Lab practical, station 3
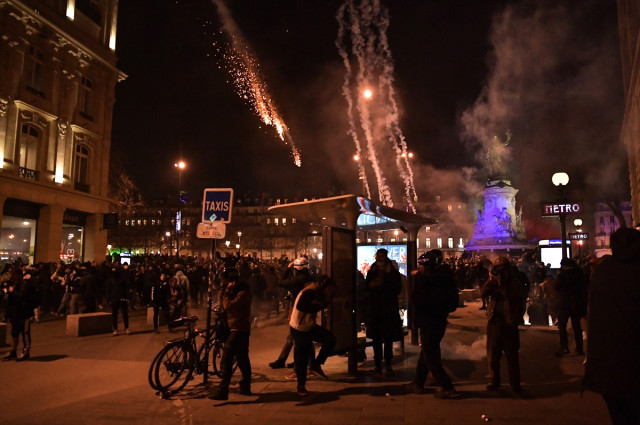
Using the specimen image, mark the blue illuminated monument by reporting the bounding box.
[465,135,531,254]
[465,178,531,254]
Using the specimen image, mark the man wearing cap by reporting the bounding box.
[480,256,525,392]
[365,248,402,375]
[406,251,458,398]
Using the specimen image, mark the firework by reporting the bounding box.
[336,0,417,212]
[212,0,301,167]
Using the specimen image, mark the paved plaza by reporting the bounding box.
[0,300,610,425]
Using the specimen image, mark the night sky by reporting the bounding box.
[111,0,627,234]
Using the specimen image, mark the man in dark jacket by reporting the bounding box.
[555,257,587,356]
[480,256,524,393]
[288,276,337,396]
[365,248,402,375]
[211,267,253,401]
[584,228,640,425]
[406,251,458,398]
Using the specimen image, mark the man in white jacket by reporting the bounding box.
[289,275,337,396]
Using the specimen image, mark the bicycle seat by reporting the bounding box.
[170,315,199,327]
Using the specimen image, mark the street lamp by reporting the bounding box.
[174,160,186,257]
[552,172,570,260]
[237,231,242,254]
[574,218,583,257]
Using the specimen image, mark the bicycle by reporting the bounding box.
[148,304,235,397]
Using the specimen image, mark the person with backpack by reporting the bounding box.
[405,250,459,398]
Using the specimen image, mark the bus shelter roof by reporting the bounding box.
[267,194,436,231]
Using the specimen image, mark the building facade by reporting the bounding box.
[0,0,124,266]
[617,0,640,227]
[592,201,633,257]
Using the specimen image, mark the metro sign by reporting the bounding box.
[569,232,589,240]
[541,202,582,216]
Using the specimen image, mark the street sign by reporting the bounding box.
[541,202,583,216]
[196,222,226,239]
[569,232,589,240]
[202,188,234,223]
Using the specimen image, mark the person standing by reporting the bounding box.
[480,256,525,393]
[365,248,402,375]
[151,272,172,333]
[554,258,587,356]
[2,268,37,361]
[288,276,337,396]
[211,268,253,401]
[583,228,640,425]
[107,266,130,336]
[406,251,458,398]
[52,264,73,317]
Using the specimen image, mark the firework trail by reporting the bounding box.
[336,0,417,212]
[211,0,301,167]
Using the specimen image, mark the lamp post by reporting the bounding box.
[174,160,186,258]
[237,231,242,255]
[552,172,570,260]
[574,218,583,258]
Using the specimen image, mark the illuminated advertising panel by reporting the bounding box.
[357,244,407,277]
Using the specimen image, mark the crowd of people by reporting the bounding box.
[1,231,638,424]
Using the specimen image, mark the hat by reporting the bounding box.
[219,267,240,281]
[560,258,576,267]
[418,251,437,265]
[293,257,309,270]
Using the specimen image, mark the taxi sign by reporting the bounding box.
[196,222,226,239]
[202,188,233,223]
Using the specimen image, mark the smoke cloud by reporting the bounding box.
[441,335,487,361]
[460,0,625,212]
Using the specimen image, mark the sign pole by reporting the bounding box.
[203,238,216,386]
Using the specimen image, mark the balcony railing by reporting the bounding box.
[18,167,39,181]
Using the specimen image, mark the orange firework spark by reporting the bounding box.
[213,30,301,167]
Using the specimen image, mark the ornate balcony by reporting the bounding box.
[18,167,39,181]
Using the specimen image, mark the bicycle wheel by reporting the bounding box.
[154,340,194,393]
[211,340,238,378]
[148,348,166,391]
[211,340,224,378]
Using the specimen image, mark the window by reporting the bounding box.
[282,218,287,225]
[447,204,452,212]
[25,46,45,96]
[74,144,89,186]
[78,76,93,118]
[426,238,431,248]
[76,0,102,24]
[437,238,442,248]
[19,124,39,170]
[275,218,279,225]
[448,238,453,249]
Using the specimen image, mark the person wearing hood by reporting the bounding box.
[583,227,640,425]
[365,248,402,375]
[211,267,253,401]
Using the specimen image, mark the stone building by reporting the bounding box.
[0,0,124,265]
[618,0,640,227]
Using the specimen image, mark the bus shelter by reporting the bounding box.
[268,194,436,374]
